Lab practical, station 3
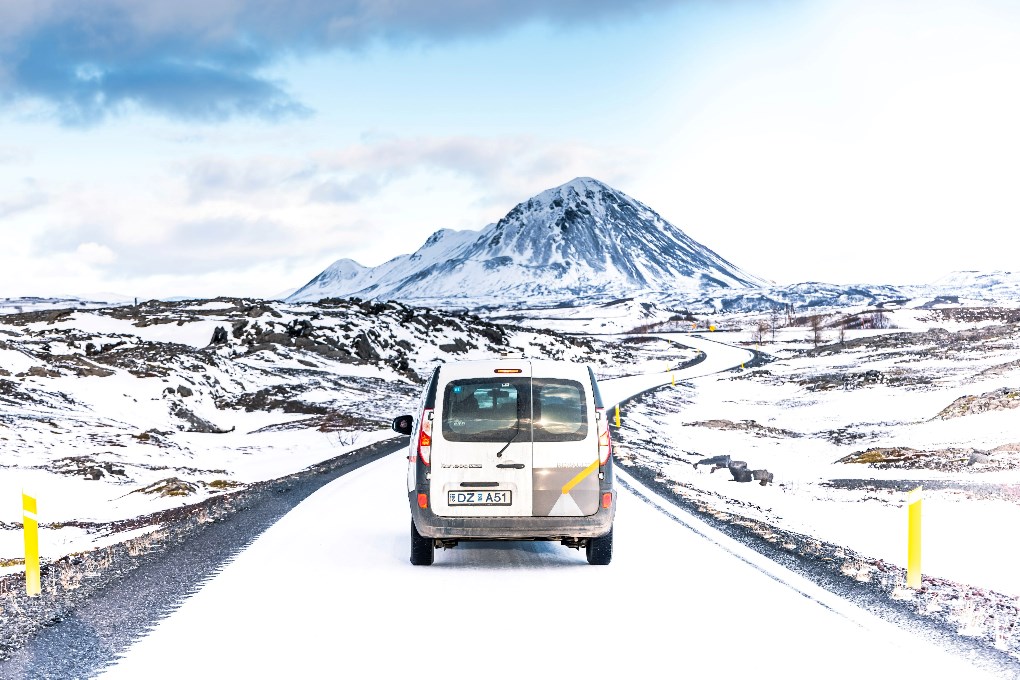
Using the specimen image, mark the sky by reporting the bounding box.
[1,0,1019,300]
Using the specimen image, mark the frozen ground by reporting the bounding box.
[2,297,1019,665]
[606,305,1020,657]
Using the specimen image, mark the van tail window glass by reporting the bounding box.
[533,379,587,442]
[442,378,531,442]
[441,378,587,443]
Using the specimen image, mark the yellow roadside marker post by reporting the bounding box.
[615,404,621,428]
[23,492,40,596]
[907,486,922,588]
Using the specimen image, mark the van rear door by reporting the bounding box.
[432,361,533,518]
[530,367,600,517]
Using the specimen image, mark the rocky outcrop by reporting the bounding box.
[694,454,772,485]
[134,477,201,497]
[935,387,1020,420]
[838,445,1020,472]
[694,454,731,471]
[52,456,127,481]
[168,401,234,433]
[352,331,381,362]
[686,419,800,438]
[799,369,886,391]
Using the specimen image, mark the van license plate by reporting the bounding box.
[448,490,512,506]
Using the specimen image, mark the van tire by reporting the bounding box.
[410,519,435,566]
[586,528,613,565]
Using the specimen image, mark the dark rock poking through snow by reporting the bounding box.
[693,455,772,486]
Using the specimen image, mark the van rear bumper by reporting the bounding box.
[410,491,615,540]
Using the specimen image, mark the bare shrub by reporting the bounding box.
[809,315,824,348]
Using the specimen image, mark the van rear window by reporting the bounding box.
[442,378,529,442]
[533,379,587,441]
[441,378,587,443]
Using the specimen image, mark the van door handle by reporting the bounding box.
[496,463,525,469]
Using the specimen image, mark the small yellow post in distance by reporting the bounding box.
[907,486,922,589]
[615,404,620,428]
[23,492,40,597]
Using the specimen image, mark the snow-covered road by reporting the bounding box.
[97,452,996,679]
[599,332,754,407]
[94,334,1003,678]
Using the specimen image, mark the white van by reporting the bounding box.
[392,358,616,565]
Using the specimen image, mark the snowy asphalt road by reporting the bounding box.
[597,332,754,407]
[2,335,1014,678]
[0,440,402,679]
[95,452,1004,679]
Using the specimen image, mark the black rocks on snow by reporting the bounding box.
[694,454,773,486]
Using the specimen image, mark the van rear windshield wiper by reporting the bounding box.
[494,416,521,458]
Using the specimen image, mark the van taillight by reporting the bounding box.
[602,492,613,509]
[597,408,612,465]
[417,409,433,466]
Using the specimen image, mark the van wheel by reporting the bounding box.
[586,528,613,565]
[410,520,434,566]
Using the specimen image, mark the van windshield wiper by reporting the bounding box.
[494,416,521,458]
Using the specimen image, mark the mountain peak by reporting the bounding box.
[524,176,616,211]
[553,176,610,193]
[289,178,768,306]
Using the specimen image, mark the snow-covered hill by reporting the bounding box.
[288,177,769,307]
[1,295,134,315]
[671,275,1020,316]
[685,281,909,313]
[905,270,1020,304]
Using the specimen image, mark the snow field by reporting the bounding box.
[619,324,1020,599]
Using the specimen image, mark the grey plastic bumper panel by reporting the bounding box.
[410,491,615,540]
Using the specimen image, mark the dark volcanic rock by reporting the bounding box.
[353,332,381,361]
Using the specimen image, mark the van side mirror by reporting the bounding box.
[392,415,414,436]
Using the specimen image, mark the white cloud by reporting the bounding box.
[310,135,646,212]
[74,242,117,266]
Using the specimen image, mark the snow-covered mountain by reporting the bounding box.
[1,295,134,315]
[288,177,769,307]
[688,281,910,313]
[910,270,1020,302]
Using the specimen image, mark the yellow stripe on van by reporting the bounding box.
[561,460,600,495]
